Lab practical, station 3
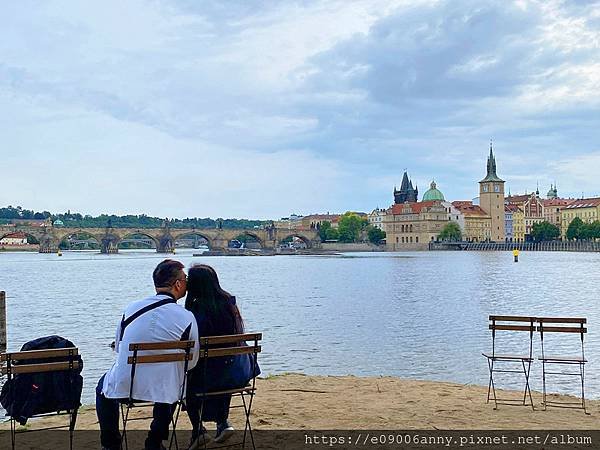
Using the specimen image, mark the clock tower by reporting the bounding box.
[479,143,505,242]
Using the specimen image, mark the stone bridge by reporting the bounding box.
[0,225,320,254]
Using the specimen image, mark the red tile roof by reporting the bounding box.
[505,194,531,204]
[563,198,600,209]
[391,201,438,215]
[2,232,27,239]
[542,198,576,207]
[452,201,490,217]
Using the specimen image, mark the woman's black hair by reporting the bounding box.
[184,264,244,334]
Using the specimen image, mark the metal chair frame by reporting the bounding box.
[189,332,262,450]
[537,317,588,414]
[121,340,195,450]
[0,347,81,450]
[482,315,535,410]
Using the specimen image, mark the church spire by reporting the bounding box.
[480,141,504,183]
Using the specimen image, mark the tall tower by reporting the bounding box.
[479,142,505,241]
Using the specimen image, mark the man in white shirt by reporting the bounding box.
[96,259,199,450]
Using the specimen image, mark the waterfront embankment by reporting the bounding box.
[430,241,600,252]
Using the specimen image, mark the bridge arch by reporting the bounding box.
[56,231,102,250]
[232,232,264,249]
[117,232,159,250]
[279,234,313,249]
[172,232,213,249]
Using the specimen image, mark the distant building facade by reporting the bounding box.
[302,214,340,230]
[385,201,450,250]
[505,204,519,242]
[368,208,387,232]
[0,232,28,246]
[561,198,600,238]
[506,192,544,240]
[543,198,575,230]
[452,201,491,242]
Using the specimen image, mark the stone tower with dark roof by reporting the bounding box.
[479,142,505,242]
[394,171,419,204]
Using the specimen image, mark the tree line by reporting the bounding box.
[318,212,386,244]
[0,205,267,229]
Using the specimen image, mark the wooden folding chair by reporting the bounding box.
[482,316,535,410]
[190,332,262,450]
[537,317,588,413]
[0,347,81,450]
[121,340,195,450]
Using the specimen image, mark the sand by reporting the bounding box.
[1,374,597,448]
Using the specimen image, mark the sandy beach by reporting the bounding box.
[1,374,598,449]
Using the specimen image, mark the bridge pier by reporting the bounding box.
[39,237,59,253]
[157,235,174,253]
[101,239,119,254]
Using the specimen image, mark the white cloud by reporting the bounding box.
[1,0,600,216]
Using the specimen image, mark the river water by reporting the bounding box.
[1,250,599,405]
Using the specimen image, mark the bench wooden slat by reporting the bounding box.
[538,317,586,324]
[0,348,78,361]
[489,316,535,322]
[200,345,261,358]
[537,326,587,333]
[200,333,262,345]
[482,353,533,361]
[129,340,194,351]
[1,360,81,375]
[489,325,535,332]
[194,386,255,397]
[127,353,193,364]
[539,355,587,362]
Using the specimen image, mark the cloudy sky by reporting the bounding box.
[1,0,599,219]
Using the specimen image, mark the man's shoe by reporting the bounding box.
[188,425,211,450]
[214,421,235,443]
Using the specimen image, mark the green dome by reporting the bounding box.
[422,180,445,201]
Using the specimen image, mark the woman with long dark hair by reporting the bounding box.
[184,264,244,446]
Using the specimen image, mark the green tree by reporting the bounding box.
[367,226,386,244]
[566,217,584,241]
[592,221,600,240]
[530,221,560,242]
[318,221,332,241]
[337,212,368,243]
[438,222,462,241]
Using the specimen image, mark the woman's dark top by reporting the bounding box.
[187,296,240,393]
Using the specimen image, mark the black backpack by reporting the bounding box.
[0,335,83,425]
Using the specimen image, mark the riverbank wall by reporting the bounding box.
[0,244,39,252]
[320,242,384,252]
[429,241,600,252]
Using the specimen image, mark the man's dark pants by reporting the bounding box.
[96,374,175,450]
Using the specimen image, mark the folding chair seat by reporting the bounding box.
[0,347,81,450]
[121,340,195,450]
[482,315,535,410]
[537,317,588,413]
[189,332,262,450]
